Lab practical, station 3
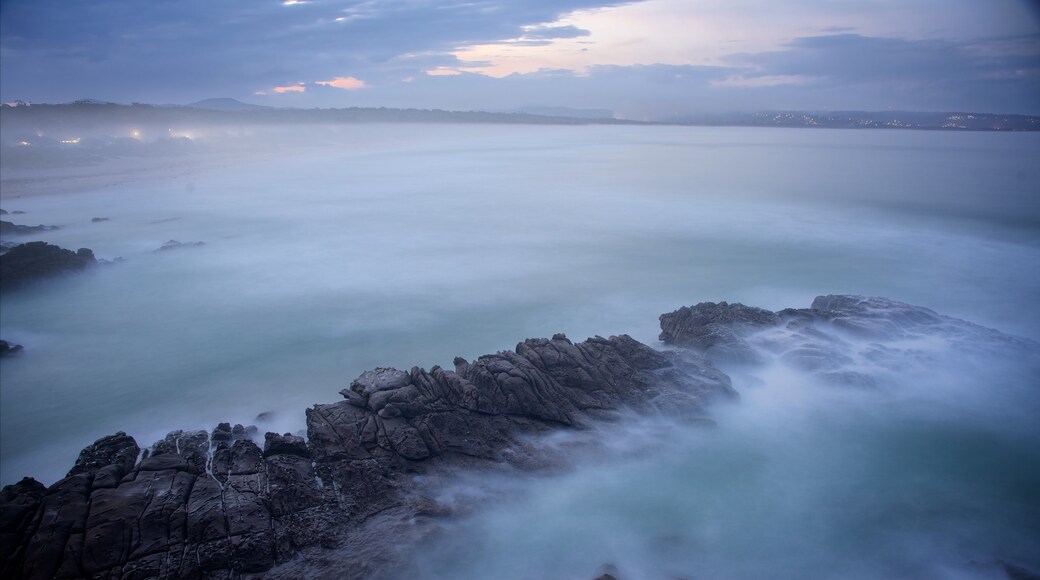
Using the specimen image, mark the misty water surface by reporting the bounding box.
[1,125,1038,578]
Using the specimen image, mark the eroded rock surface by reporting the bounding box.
[8,295,1028,578]
[662,294,1039,387]
[659,301,779,363]
[0,333,733,579]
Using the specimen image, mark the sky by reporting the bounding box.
[1,0,1038,119]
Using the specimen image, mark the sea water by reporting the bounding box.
[1,124,1038,577]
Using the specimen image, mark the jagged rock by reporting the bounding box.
[0,340,24,357]
[0,241,96,291]
[0,478,46,577]
[17,295,1014,578]
[66,432,139,482]
[659,301,779,363]
[0,331,735,578]
[264,432,309,458]
[231,423,254,440]
[799,294,945,338]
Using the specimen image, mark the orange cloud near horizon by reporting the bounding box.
[273,84,306,93]
[316,76,368,90]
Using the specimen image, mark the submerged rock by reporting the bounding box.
[155,239,205,252]
[0,242,96,291]
[0,340,24,357]
[0,221,58,237]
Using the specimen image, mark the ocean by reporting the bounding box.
[1,124,1038,578]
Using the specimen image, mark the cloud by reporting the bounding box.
[0,0,631,103]
[316,76,367,90]
[520,24,591,40]
[0,0,1037,115]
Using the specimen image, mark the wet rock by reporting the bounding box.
[0,478,46,577]
[264,432,310,458]
[5,296,1030,578]
[231,423,254,440]
[0,242,96,291]
[67,432,139,481]
[0,330,736,578]
[659,301,779,364]
[211,421,233,443]
[0,340,24,357]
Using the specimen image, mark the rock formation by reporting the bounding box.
[156,240,205,252]
[4,295,1034,579]
[0,221,59,237]
[659,301,778,363]
[0,333,734,579]
[0,340,24,357]
[0,242,96,292]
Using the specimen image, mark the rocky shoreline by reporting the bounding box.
[1,296,1036,579]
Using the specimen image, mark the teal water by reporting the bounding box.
[1,127,1038,578]
[400,331,1040,579]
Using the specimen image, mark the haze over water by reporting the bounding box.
[1,124,1039,577]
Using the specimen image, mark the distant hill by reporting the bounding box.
[0,103,638,135]
[69,99,118,106]
[2,102,1036,132]
[186,98,271,111]
[668,110,1040,131]
[511,106,615,120]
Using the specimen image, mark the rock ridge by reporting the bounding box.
[8,294,1023,578]
[0,332,734,579]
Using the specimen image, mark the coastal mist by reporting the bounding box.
[2,125,1039,578]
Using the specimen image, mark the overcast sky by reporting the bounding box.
[1,0,1038,119]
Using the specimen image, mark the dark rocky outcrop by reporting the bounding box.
[7,295,1025,578]
[662,295,1039,385]
[0,340,24,357]
[659,301,779,363]
[0,333,734,579]
[0,242,96,291]
[0,221,59,237]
